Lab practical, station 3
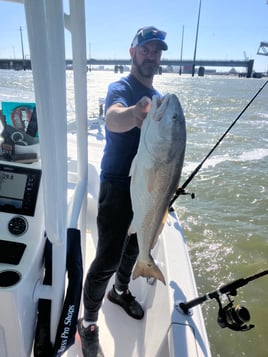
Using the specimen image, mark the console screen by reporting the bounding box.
[0,164,41,216]
[0,171,27,201]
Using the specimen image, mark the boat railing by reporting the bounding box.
[24,0,88,343]
[65,0,88,230]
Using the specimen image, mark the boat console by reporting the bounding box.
[0,161,45,357]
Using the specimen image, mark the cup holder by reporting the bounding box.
[0,270,21,287]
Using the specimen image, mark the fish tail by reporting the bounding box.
[132,257,166,285]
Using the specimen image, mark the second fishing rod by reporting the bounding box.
[169,79,268,209]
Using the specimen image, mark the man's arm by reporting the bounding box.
[105,96,151,133]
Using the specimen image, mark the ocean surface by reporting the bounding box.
[0,70,267,357]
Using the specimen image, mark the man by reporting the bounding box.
[78,26,168,356]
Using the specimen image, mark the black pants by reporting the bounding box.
[83,181,139,322]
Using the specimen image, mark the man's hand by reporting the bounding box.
[133,96,152,128]
[106,96,152,133]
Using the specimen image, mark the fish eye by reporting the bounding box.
[172,113,178,120]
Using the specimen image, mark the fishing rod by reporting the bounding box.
[169,79,268,209]
[177,269,268,332]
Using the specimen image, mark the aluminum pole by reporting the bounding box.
[192,0,202,77]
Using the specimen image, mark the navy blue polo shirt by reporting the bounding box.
[100,74,161,188]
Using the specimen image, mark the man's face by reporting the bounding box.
[131,42,162,78]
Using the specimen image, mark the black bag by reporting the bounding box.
[34,228,83,357]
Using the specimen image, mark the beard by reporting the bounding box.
[133,54,159,78]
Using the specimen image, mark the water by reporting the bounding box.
[0,70,267,356]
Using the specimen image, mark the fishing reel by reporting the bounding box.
[216,295,254,332]
[179,270,267,332]
[178,188,195,199]
[169,187,195,211]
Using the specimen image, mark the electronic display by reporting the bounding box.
[0,164,41,216]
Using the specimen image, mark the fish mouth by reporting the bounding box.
[153,94,170,121]
[143,94,175,163]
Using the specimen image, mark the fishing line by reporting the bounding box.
[169,79,268,209]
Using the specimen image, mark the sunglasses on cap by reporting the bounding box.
[131,27,168,50]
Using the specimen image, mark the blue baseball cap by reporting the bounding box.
[131,26,168,51]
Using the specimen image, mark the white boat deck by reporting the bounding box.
[63,126,211,357]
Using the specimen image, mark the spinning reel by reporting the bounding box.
[178,270,268,332]
[216,294,254,332]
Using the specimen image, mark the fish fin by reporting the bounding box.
[132,256,166,285]
[129,155,137,180]
[151,209,169,249]
[128,223,136,235]
[162,208,169,224]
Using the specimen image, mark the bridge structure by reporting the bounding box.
[86,58,254,77]
[0,58,254,77]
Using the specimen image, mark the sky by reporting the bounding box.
[0,0,267,72]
